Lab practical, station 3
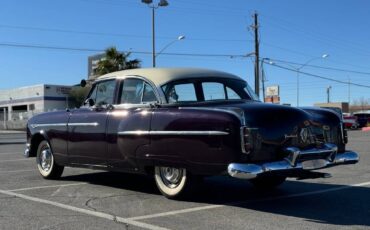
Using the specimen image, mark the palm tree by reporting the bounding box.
[95,47,140,76]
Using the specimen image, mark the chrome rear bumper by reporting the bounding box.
[228,144,359,179]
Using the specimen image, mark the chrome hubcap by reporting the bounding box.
[39,148,52,172]
[159,167,183,188]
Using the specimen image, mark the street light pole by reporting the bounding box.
[327,85,332,103]
[296,54,329,107]
[156,35,185,58]
[151,6,156,67]
[260,58,270,102]
[142,0,169,68]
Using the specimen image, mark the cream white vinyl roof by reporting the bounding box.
[96,68,243,87]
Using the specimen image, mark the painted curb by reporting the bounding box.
[362,127,370,132]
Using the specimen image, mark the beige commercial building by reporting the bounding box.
[0,84,72,129]
[314,102,349,113]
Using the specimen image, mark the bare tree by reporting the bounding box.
[351,97,370,112]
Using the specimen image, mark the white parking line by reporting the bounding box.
[128,205,223,221]
[0,189,170,230]
[7,182,88,192]
[0,152,21,155]
[0,169,34,173]
[0,159,30,162]
[128,180,370,221]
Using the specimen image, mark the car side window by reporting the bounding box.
[202,82,226,100]
[226,86,241,99]
[119,79,158,104]
[166,83,197,103]
[88,80,116,106]
[142,82,157,103]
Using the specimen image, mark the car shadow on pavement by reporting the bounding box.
[60,171,370,227]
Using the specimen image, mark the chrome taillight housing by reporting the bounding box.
[340,122,348,144]
[240,126,252,154]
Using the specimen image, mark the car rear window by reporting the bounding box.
[161,78,258,104]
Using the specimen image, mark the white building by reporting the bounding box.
[88,53,105,79]
[0,84,72,129]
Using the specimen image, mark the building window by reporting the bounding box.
[29,104,35,111]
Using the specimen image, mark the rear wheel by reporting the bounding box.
[36,140,64,179]
[154,166,193,199]
[249,175,286,190]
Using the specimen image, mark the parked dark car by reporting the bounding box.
[343,113,359,129]
[24,68,359,198]
[354,112,370,128]
[320,107,343,117]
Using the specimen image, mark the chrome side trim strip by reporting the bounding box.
[118,130,229,136]
[68,122,99,127]
[30,122,99,129]
[150,131,229,135]
[118,130,150,135]
[30,123,67,128]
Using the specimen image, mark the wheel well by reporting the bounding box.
[30,134,45,157]
[144,166,154,175]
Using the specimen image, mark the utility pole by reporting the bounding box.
[151,7,156,67]
[252,12,260,97]
[327,86,332,103]
[348,77,351,105]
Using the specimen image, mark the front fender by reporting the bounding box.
[28,129,50,157]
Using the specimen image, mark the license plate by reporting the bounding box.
[302,159,328,170]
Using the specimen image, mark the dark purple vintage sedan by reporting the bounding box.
[25,68,359,198]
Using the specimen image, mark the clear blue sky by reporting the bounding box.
[0,0,369,106]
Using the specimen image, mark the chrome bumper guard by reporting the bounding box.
[228,144,359,179]
[24,143,30,158]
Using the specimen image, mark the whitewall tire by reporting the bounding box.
[154,166,189,198]
[36,140,64,179]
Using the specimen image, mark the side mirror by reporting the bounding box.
[84,98,95,107]
[80,79,87,88]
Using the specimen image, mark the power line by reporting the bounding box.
[264,61,370,88]
[0,24,154,39]
[0,24,253,43]
[260,14,370,57]
[0,42,103,52]
[265,58,370,76]
[0,42,251,58]
[74,0,248,19]
[1,41,369,79]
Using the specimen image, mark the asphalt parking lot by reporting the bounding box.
[0,130,369,230]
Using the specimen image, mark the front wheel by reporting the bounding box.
[36,140,64,179]
[154,166,193,199]
[249,175,286,190]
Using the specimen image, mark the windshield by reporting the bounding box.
[161,78,259,104]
